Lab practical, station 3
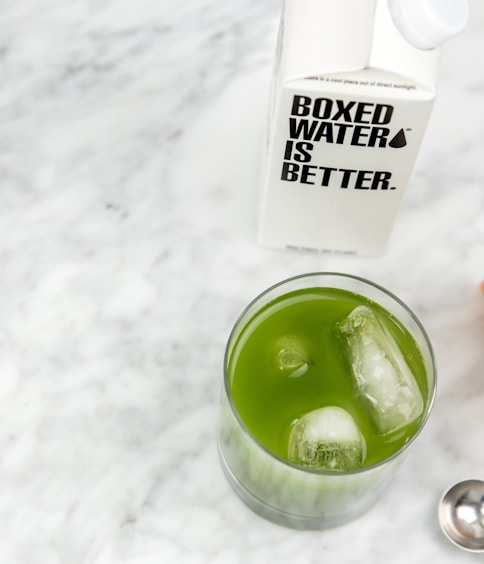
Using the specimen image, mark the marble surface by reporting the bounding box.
[1,1,483,562]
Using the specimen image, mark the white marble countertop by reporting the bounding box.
[1,1,483,562]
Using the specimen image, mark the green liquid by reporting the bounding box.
[228,287,428,468]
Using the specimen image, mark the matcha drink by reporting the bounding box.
[219,273,435,529]
[228,287,427,471]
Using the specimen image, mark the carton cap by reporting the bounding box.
[388,0,468,50]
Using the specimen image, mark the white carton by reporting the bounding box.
[258,0,467,255]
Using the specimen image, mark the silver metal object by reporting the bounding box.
[439,479,484,552]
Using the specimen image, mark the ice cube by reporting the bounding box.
[288,406,365,471]
[338,305,424,435]
[274,335,309,378]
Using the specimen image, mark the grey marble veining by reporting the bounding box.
[0,1,483,562]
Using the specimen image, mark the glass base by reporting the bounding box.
[218,443,373,530]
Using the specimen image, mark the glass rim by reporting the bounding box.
[223,271,437,476]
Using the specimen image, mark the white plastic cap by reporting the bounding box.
[388,0,468,50]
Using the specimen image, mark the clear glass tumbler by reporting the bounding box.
[218,272,436,529]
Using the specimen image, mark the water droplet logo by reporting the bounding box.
[389,129,407,148]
